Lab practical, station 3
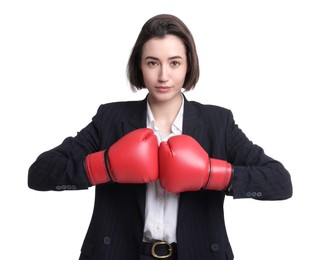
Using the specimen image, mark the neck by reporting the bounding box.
[148,93,183,128]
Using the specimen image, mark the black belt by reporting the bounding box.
[141,241,177,259]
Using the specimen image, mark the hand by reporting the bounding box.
[85,128,158,185]
[159,135,232,193]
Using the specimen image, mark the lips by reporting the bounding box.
[156,86,172,92]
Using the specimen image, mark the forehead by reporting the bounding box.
[142,35,186,58]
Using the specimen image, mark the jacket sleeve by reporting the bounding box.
[225,110,293,200]
[28,109,102,191]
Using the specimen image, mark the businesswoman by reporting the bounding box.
[28,14,293,260]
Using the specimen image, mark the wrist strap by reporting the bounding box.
[205,158,232,190]
[85,150,110,185]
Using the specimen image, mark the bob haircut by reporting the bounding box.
[127,14,200,92]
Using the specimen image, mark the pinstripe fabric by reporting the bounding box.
[28,95,292,260]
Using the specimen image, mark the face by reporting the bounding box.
[140,35,188,104]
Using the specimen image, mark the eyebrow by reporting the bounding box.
[144,56,183,60]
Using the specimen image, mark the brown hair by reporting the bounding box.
[127,14,200,92]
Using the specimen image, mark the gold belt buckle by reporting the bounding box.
[151,241,173,259]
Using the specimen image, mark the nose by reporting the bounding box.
[158,65,169,82]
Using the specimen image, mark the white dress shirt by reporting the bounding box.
[143,97,184,243]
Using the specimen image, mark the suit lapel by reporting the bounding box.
[118,96,148,218]
[179,95,204,223]
[182,95,202,140]
[121,97,148,135]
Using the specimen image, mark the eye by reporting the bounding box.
[171,60,180,67]
[147,61,158,67]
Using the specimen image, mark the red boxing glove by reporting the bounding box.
[85,128,158,185]
[159,135,232,193]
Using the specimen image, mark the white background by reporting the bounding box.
[1,1,319,259]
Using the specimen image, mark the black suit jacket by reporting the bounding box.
[28,95,292,260]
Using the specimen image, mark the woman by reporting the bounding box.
[28,14,293,260]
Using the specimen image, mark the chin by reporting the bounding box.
[154,92,181,103]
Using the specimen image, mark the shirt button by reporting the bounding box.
[156,225,161,231]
